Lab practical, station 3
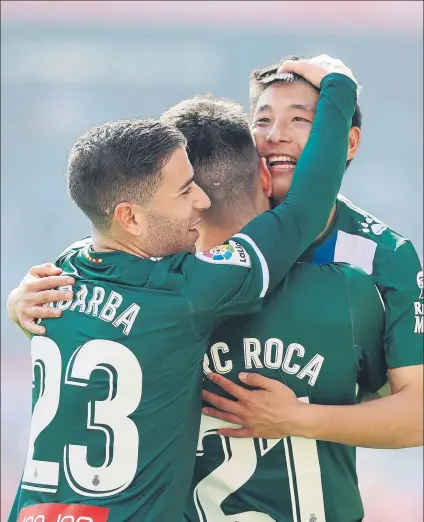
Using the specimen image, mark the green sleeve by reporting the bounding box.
[236,73,357,292]
[180,74,357,335]
[376,241,423,368]
[346,265,388,394]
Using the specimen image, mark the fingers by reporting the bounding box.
[278,59,307,76]
[202,389,244,416]
[24,305,63,320]
[24,276,75,294]
[277,55,357,89]
[18,304,64,335]
[28,288,73,306]
[239,372,280,390]
[29,263,62,278]
[202,407,242,426]
[21,318,47,336]
[217,427,253,438]
[206,372,250,400]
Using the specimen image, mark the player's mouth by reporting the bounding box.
[189,219,201,234]
[266,154,298,174]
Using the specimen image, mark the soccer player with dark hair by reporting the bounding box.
[162,92,388,522]
[190,56,422,520]
[7,60,358,522]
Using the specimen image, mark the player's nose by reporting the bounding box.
[266,123,292,144]
[193,183,211,211]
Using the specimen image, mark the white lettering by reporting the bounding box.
[85,286,106,316]
[264,338,284,369]
[282,343,304,374]
[415,315,423,334]
[70,285,88,313]
[203,353,211,374]
[297,354,324,386]
[113,303,140,335]
[414,302,424,315]
[243,338,263,369]
[210,342,233,374]
[56,285,73,311]
[99,291,123,322]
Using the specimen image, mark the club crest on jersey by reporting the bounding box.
[414,271,423,334]
[360,216,387,236]
[196,240,251,267]
[418,271,423,299]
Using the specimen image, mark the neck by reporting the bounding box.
[197,192,270,251]
[314,203,337,243]
[92,231,151,259]
[196,209,260,251]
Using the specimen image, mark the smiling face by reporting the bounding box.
[251,81,319,202]
[143,147,212,255]
[251,79,360,204]
[114,146,212,256]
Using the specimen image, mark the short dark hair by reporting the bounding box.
[161,94,258,224]
[249,56,362,170]
[67,119,186,231]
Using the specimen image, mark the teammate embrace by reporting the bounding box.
[7,56,423,522]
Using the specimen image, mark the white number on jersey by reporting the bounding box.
[22,336,143,497]
[194,401,325,522]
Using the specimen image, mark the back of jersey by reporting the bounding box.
[15,247,206,522]
[186,262,386,522]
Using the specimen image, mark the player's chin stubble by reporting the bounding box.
[147,213,195,256]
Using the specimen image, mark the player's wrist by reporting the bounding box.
[290,401,320,438]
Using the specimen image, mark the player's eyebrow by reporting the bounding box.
[289,103,316,113]
[255,103,315,116]
[255,104,272,115]
[179,175,194,191]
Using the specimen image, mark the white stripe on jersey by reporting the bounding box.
[233,233,269,298]
[334,230,377,275]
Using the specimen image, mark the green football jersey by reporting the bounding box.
[299,194,423,368]
[185,263,386,522]
[11,73,357,522]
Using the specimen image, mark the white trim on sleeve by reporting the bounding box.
[233,233,269,297]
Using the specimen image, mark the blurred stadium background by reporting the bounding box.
[1,1,422,521]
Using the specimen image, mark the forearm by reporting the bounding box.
[283,73,357,247]
[295,388,423,448]
[237,74,357,292]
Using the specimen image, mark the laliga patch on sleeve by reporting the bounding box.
[18,503,110,522]
[195,240,251,267]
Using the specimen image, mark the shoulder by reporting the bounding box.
[337,195,410,253]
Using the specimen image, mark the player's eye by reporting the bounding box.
[254,117,271,125]
[292,116,311,123]
[181,186,193,197]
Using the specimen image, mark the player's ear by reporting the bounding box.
[258,158,272,198]
[347,126,361,162]
[114,202,146,236]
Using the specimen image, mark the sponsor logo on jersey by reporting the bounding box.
[195,240,251,267]
[204,244,235,261]
[360,216,387,236]
[18,503,109,522]
[414,270,423,333]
